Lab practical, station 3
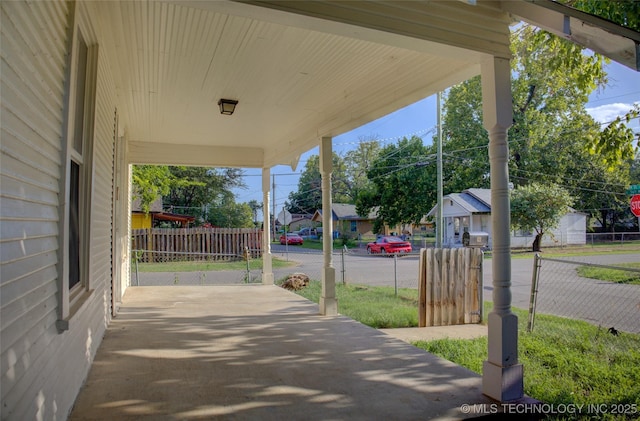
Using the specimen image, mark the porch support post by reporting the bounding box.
[261,167,274,285]
[481,56,524,401]
[319,137,337,315]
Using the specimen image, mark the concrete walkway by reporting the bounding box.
[381,324,488,343]
[70,285,495,420]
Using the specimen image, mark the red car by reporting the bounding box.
[280,233,304,245]
[367,236,412,255]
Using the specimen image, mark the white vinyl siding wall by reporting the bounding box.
[1,2,118,419]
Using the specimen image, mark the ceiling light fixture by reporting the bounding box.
[218,98,238,115]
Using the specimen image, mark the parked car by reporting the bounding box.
[366,236,412,255]
[280,233,304,245]
[297,227,317,237]
[316,227,339,239]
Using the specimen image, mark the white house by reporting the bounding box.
[1,1,636,418]
[427,188,587,248]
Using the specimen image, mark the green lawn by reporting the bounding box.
[283,280,420,328]
[576,262,640,285]
[135,256,293,272]
[416,304,640,420]
[503,242,640,259]
[286,282,640,419]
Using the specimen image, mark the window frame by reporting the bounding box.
[57,3,98,331]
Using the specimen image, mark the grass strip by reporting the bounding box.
[135,257,293,272]
[576,262,640,285]
[283,279,419,328]
[415,303,640,419]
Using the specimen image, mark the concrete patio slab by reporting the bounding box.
[380,324,488,343]
[69,285,495,420]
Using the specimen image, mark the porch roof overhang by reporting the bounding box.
[101,0,512,170]
[503,0,640,71]
[98,0,638,171]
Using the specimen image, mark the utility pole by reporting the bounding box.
[272,174,276,241]
[436,91,444,248]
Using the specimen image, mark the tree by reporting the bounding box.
[247,200,263,226]
[439,24,633,230]
[356,136,437,233]
[440,24,609,188]
[132,165,249,227]
[131,165,173,213]
[205,191,255,228]
[561,0,640,31]
[586,104,640,170]
[510,183,574,252]
[550,0,640,163]
[287,153,351,214]
[439,76,490,193]
[164,166,245,221]
[343,138,382,199]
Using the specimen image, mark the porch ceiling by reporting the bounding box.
[97,0,512,169]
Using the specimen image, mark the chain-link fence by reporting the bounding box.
[271,246,421,290]
[131,249,263,286]
[131,246,422,291]
[528,254,640,334]
[586,232,640,246]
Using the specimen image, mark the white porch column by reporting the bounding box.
[261,167,274,285]
[481,56,524,401]
[320,137,337,315]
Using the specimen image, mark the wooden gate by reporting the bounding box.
[418,248,483,327]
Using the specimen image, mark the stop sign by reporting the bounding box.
[631,195,640,217]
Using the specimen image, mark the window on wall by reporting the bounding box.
[350,221,357,232]
[69,161,81,290]
[59,22,97,328]
[68,32,90,292]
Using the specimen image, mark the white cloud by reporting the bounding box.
[586,102,637,125]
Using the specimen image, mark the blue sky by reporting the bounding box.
[233,60,640,219]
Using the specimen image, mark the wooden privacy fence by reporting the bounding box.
[418,248,483,327]
[131,228,262,262]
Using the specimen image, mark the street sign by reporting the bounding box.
[277,209,292,225]
[631,195,640,217]
[626,184,640,195]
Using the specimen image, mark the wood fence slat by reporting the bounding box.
[418,249,427,327]
[450,248,459,325]
[130,227,263,262]
[432,249,442,326]
[440,248,449,325]
[426,249,434,326]
[448,248,456,324]
[470,248,482,323]
[419,247,483,327]
[461,248,471,324]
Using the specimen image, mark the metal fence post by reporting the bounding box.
[527,253,542,332]
[394,253,398,297]
[245,247,251,283]
[341,246,346,285]
[134,250,140,286]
